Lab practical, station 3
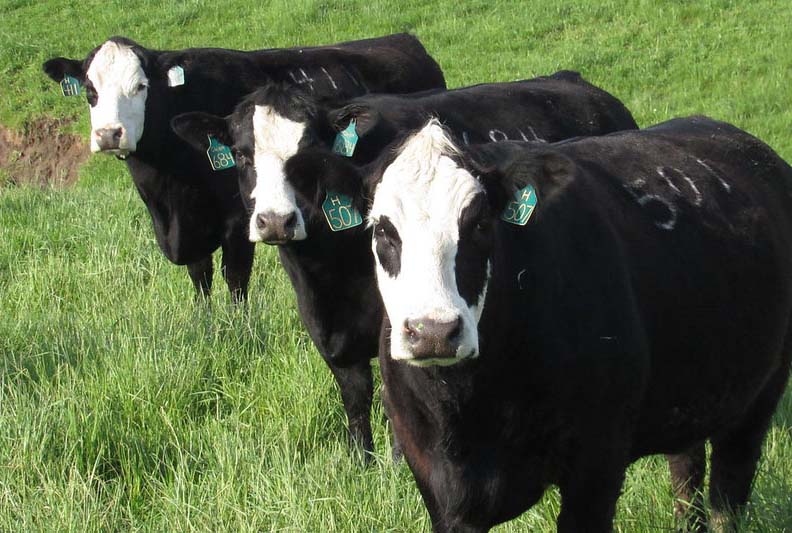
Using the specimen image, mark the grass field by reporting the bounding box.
[1,0,791,531]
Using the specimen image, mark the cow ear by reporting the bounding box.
[171,112,231,151]
[42,57,83,83]
[285,150,368,214]
[328,103,381,138]
[476,148,576,216]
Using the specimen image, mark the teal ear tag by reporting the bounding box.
[60,75,81,97]
[332,120,358,157]
[322,191,363,231]
[206,136,235,171]
[501,184,537,225]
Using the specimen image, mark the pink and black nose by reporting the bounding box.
[94,127,124,151]
[403,317,462,360]
[255,211,297,244]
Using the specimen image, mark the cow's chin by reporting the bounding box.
[390,346,480,367]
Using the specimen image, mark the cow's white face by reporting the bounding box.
[370,121,492,366]
[85,41,148,155]
[247,105,308,243]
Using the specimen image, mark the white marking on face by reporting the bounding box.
[370,121,486,363]
[85,41,148,154]
[248,105,308,242]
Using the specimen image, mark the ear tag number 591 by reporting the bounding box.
[501,184,537,225]
[60,75,81,97]
[206,136,235,171]
[323,191,363,231]
[332,120,358,157]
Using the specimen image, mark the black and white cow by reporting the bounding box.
[171,73,638,456]
[361,117,792,531]
[42,34,445,301]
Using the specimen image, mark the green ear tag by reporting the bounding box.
[501,184,537,225]
[332,120,358,157]
[322,191,363,231]
[60,75,81,97]
[206,136,235,171]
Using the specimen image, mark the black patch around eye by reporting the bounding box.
[84,83,98,107]
[455,196,493,307]
[374,216,402,278]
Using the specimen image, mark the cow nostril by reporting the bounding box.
[448,317,462,341]
[256,213,268,230]
[112,128,123,141]
[403,319,418,342]
[284,212,297,230]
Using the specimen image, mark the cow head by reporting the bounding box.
[368,120,574,366]
[172,85,334,244]
[43,37,159,156]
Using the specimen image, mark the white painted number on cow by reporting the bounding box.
[489,129,509,143]
[289,68,315,92]
[320,67,338,90]
[696,158,732,192]
[623,178,678,231]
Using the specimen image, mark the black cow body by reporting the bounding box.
[43,33,445,301]
[217,73,636,456]
[377,117,792,531]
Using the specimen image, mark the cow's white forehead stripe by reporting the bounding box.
[249,105,307,241]
[86,41,146,94]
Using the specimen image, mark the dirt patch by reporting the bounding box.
[0,117,90,187]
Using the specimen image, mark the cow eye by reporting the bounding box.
[135,83,147,94]
[233,150,247,167]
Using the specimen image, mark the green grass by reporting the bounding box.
[1,0,791,531]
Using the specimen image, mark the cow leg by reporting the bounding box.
[666,442,706,532]
[220,237,255,304]
[186,256,213,300]
[708,366,789,532]
[557,439,628,533]
[328,359,374,461]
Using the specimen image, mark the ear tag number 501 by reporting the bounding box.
[501,184,537,225]
[60,75,81,97]
[332,120,358,157]
[323,191,363,231]
[206,136,235,171]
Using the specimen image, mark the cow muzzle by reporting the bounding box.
[255,211,298,244]
[402,316,464,363]
[92,126,131,155]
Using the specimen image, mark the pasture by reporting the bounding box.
[1,0,791,530]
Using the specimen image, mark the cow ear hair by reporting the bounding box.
[502,150,576,207]
[171,112,231,152]
[327,103,381,137]
[472,147,576,215]
[42,57,84,83]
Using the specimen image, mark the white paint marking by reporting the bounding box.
[320,67,338,90]
[696,158,731,192]
[488,129,509,143]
